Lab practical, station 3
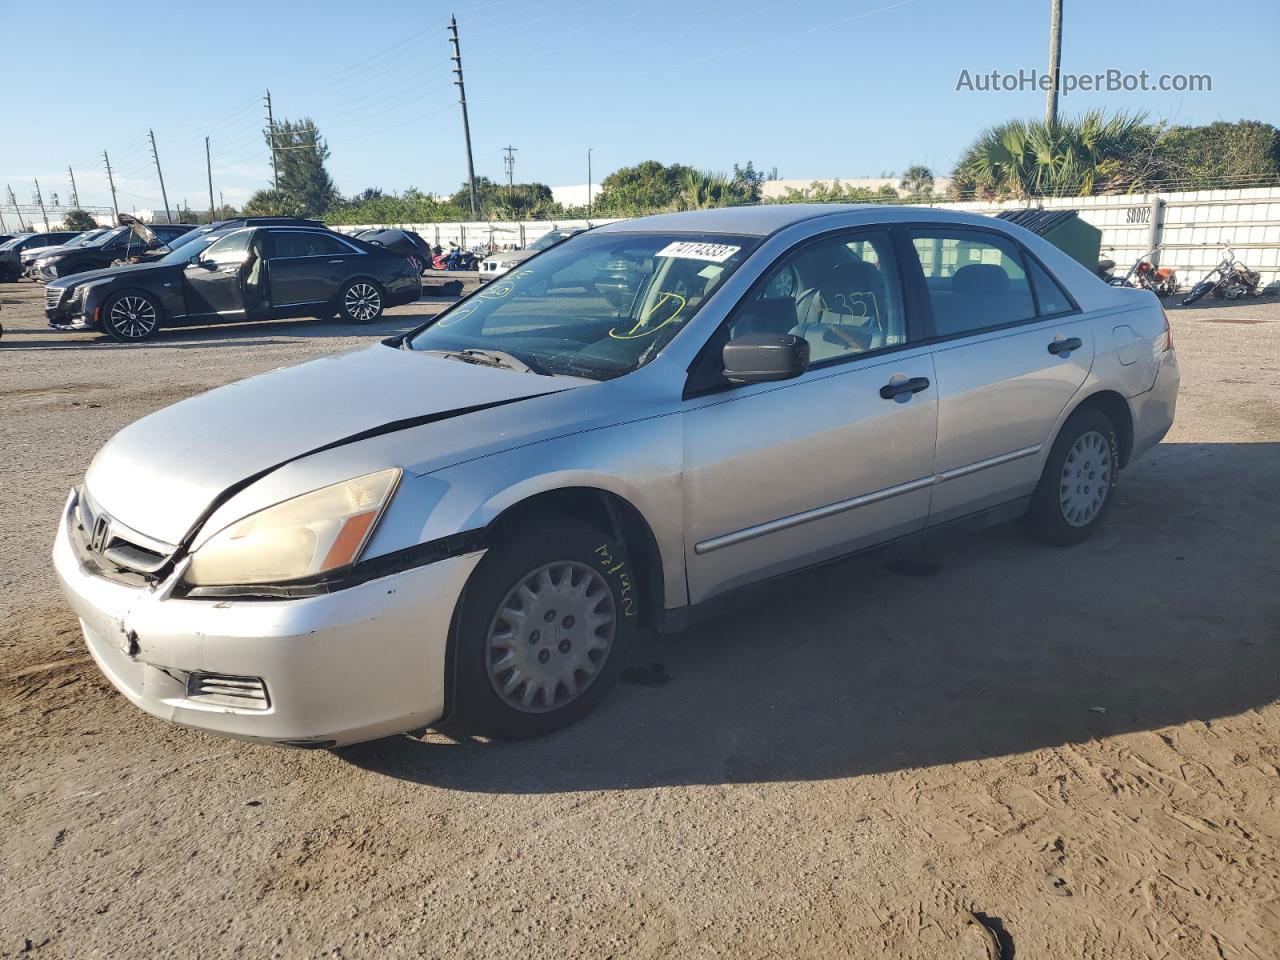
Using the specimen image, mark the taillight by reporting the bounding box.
[1161,307,1174,351]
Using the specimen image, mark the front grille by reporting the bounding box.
[45,286,64,311]
[74,489,175,577]
[185,672,271,711]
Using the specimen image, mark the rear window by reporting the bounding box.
[1026,257,1075,315]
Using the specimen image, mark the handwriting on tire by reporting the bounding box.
[594,544,637,617]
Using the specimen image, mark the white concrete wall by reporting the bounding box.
[340,187,1280,291]
[927,187,1280,292]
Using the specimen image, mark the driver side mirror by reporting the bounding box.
[722,333,810,384]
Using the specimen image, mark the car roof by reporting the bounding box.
[593,203,1014,237]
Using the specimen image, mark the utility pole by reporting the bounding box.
[1045,0,1063,126]
[206,136,216,223]
[8,185,27,231]
[219,190,225,215]
[502,144,517,196]
[264,89,279,190]
[148,128,172,224]
[587,148,593,218]
[68,166,80,209]
[102,151,120,223]
[449,15,480,220]
[33,179,50,231]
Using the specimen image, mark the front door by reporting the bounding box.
[681,228,938,605]
[905,227,1094,524]
[183,228,256,321]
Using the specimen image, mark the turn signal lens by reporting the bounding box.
[186,469,401,586]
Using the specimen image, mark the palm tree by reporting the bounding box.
[899,165,935,197]
[953,111,1157,199]
[679,169,741,210]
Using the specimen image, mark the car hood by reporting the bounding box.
[50,259,169,289]
[84,343,576,545]
[23,244,69,262]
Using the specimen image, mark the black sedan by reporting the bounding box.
[32,223,195,280]
[46,225,422,342]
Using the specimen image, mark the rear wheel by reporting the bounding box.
[102,291,162,342]
[1025,408,1119,546]
[452,515,639,739]
[338,279,384,323]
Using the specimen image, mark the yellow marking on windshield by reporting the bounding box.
[608,291,687,340]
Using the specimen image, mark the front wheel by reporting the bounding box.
[1180,280,1214,305]
[338,279,384,323]
[102,291,162,342]
[1025,408,1119,546]
[452,515,639,739]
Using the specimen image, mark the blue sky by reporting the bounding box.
[1,0,1274,214]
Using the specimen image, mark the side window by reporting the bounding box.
[307,234,352,256]
[269,232,305,259]
[910,229,1036,337]
[203,230,251,264]
[1025,256,1074,316]
[726,230,907,365]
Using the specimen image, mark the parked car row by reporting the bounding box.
[45,218,422,341]
[1,231,81,281]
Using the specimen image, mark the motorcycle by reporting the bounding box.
[431,243,478,271]
[1097,249,1178,296]
[1181,242,1261,305]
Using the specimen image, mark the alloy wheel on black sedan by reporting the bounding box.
[103,292,161,342]
[341,280,383,323]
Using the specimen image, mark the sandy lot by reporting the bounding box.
[1,280,1278,959]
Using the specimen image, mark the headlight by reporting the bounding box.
[38,260,57,276]
[185,468,401,586]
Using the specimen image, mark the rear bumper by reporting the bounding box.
[1129,348,1180,462]
[52,491,483,747]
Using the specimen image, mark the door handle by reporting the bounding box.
[879,376,930,400]
[1048,336,1083,356]
[327,259,344,264]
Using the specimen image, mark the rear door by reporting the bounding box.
[681,228,938,604]
[906,226,1093,525]
[266,230,356,315]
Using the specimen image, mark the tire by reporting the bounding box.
[338,278,384,323]
[1180,280,1214,305]
[1025,408,1120,546]
[452,515,640,739]
[101,291,162,343]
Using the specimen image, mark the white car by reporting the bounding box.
[479,228,584,282]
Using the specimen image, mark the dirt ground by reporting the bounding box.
[1,280,1278,959]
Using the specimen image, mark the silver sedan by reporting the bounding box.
[53,205,1179,747]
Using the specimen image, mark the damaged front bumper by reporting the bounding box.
[52,490,484,748]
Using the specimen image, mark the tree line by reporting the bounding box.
[119,112,1276,229]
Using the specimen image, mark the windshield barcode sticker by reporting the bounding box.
[656,241,741,262]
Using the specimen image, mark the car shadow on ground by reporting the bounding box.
[341,440,1280,793]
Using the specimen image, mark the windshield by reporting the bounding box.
[0,236,31,251]
[158,231,222,264]
[528,231,565,251]
[62,231,100,249]
[84,226,128,247]
[407,232,758,380]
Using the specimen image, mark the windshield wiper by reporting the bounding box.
[417,348,548,376]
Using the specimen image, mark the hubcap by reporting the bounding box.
[344,283,381,321]
[109,295,157,339]
[1059,430,1112,527]
[485,561,616,714]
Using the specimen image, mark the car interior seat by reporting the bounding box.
[791,259,885,360]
